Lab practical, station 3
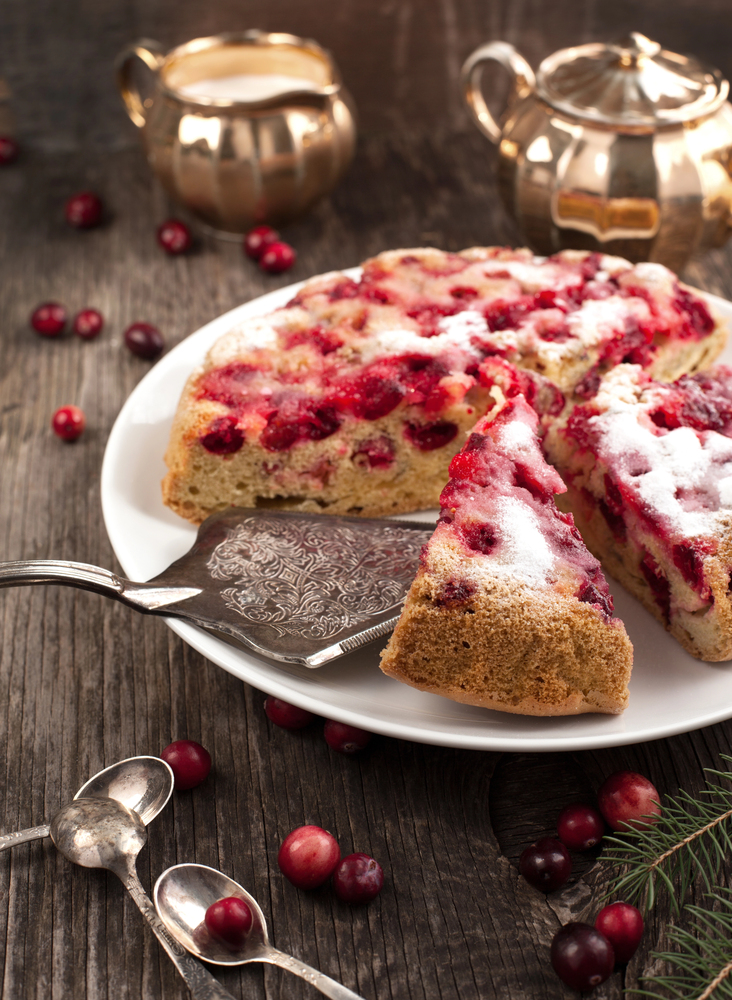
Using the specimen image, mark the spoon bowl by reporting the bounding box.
[155,863,269,965]
[49,798,236,1000]
[155,863,368,999]
[74,755,174,825]
[0,754,174,853]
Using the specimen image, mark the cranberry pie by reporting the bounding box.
[163,247,724,524]
[543,364,732,662]
[379,392,633,715]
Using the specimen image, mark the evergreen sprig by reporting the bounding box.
[602,758,732,914]
[631,890,732,1000]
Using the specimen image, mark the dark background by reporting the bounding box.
[3,0,732,149]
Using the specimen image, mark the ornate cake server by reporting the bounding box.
[0,509,432,668]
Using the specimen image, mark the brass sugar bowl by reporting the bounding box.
[462,32,732,272]
[116,30,357,234]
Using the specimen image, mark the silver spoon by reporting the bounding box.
[0,755,174,852]
[50,797,236,1000]
[154,862,368,1000]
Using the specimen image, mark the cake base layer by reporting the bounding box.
[380,572,632,716]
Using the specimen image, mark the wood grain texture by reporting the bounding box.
[2,2,732,995]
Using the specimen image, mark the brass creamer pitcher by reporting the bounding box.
[116,30,356,234]
[462,33,732,271]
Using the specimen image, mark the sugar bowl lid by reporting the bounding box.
[536,32,728,129]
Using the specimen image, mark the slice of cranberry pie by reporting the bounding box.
[544,364,732,662]
[163,246,724,525]
[379,392,633,715]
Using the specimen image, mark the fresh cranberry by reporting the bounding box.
[595,903,644,963]
[31,302,66,337]
[52,405,86,441]
[65,191,103,228]
[72,309,104,339]
[124,322,164,359]
[160,740,212,791]
[551,923,615,991]
[597,771,662,832]
[157,218,193,255]
[204,896,253,948]
[557,803,605,851]
[278,825,340,889]
[244,225,279,260]
[200,417,244,455]
[333,854,384,903]
[0,136,19,165]
[259,241,296,274]
[323,720,372,754]
[264,697,315,730]
[519,837,571,892]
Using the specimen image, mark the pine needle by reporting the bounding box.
[602,757,732,914]
[630,890,732,999]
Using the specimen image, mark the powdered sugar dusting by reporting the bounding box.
[209,317,279,365]
[488,495,556,584]
[595,410,732,537]
[359,310,488,364]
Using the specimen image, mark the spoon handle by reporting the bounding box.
[262,946,368,1000]
[0,824,51,851]
[122,870,237,1000]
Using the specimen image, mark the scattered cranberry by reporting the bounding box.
[519,837,571,893]
[204,896,253,948]
[597,771,662,832]
[551,923,615,991]
[161,739,211,791]
[333,854,384,904]
[595,902,643,964]
[323,720,372,754]
[124,322,164,360]
[72,308,104,339]
[51,405,86,441]
[278,825,340,889]
[243,225,279,260]
[264,696,315,730]
[65,191,103,228]
[31,302,66,337]
[0,136,19,165]
[557,803,605,851]
[157,218,192,255]
[259,241,296,274]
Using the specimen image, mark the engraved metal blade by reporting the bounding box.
[0,509,433,668]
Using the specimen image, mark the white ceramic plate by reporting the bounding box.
[101,275,732,751]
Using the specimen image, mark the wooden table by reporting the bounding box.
[2,127,732,1000]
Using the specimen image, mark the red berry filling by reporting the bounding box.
[404,420,458,451]
[437,397,616,618]
[200,417,245,454]
[352,435,396,469]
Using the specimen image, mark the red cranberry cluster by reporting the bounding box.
[518,769,660,991]
[244,225,296,274]
[278,825,384,903]
[160,739,212,791]
[264,696,372,754]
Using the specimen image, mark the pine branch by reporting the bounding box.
[629,890,732,1000]
[602,758,732,914]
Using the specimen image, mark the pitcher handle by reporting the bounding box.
[115,39,166,128]
[461,42,536,144]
